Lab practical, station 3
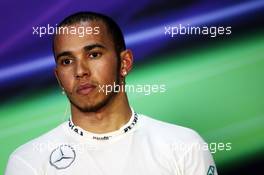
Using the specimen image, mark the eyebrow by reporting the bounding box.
[83,43,106,51]
[56,51,73,61]
[55,44,106,61]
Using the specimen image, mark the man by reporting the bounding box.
[5,12,217,175]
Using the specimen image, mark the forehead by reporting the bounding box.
[53,20,114,54]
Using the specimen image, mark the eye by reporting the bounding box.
[61,58,73,65]
[88,52,102,59]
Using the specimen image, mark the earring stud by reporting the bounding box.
[62,88,65,95]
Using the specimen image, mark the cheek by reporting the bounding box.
[92,58,118,84]
[57,69,75,90]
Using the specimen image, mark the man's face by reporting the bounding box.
[54,21,119,112]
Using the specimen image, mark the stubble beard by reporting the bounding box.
[69,89,117,113]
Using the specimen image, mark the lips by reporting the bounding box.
[76,83,96,95]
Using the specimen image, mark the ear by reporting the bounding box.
[54,67,63,89]
[120,49,133,77]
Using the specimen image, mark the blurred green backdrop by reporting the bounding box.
[1,34,264,174]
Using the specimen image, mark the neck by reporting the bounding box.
[71,92,132,134]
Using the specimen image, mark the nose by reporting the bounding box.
[75,58,91,79]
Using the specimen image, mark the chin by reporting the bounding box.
[70,91,116,113]
[71,99,106,113]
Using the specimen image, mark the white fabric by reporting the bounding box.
[5,111,217,175]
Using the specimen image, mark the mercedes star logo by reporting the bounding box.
[49,144,76,169]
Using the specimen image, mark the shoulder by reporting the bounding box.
[5,122,68,174]
[9,122,67,162]
[138,114,203,144]
[137,114,218,174]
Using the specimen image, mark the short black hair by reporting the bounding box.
[53,11,126,57]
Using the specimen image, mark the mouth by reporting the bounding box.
[76,83,96,95]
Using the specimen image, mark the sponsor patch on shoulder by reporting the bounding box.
[207,165,215,175]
